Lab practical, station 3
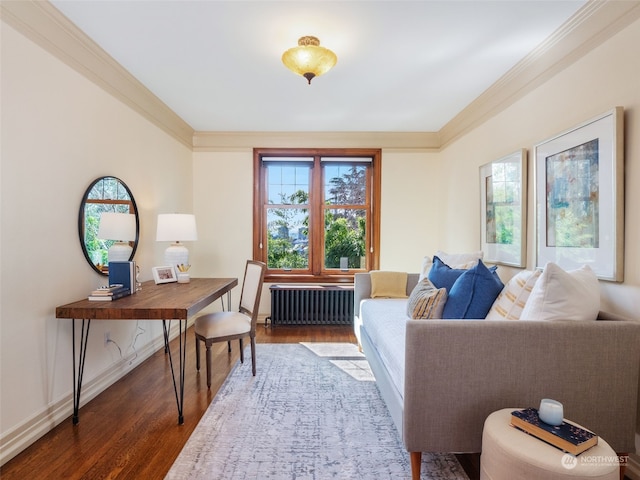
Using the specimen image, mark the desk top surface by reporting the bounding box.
[55,277,238,320]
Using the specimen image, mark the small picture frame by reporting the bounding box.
[152,265,177,284]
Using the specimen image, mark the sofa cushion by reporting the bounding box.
[360,298,408,397]
[520,263,600,321]
[442,260,504,319]
[486,269,542,320]
[406,278,448,319]
[420,250,483,280]
[370,271,408,298]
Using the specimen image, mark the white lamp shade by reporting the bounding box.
[156,214,198,242]
[98,213,136,241]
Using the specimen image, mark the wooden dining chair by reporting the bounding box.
[194,260,266,388]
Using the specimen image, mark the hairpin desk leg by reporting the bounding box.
[163,320,171,353]
[163,319,187,424]
[72,318,91,425]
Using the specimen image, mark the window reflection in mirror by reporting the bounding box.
[78,176,139,275]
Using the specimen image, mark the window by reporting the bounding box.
[253,148,380,282]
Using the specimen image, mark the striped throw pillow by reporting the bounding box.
[485,269,542,320]
[406,278,448,319]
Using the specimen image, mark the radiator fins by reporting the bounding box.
[269,286,354,325]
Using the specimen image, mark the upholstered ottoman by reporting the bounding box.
[481,409,619,480]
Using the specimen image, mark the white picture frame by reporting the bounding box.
[533,107,624,281]
[152,265,177,284]
[480,149,527,267]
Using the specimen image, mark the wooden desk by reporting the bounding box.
[56,277,238,425]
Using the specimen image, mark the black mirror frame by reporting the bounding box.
[77,176,140,276]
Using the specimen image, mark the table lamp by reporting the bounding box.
[98,212,136,263]
[156,213,198,269]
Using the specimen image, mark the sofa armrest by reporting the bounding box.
[403,318,640,454]
[354,272,419,317]
[353,273,372,318]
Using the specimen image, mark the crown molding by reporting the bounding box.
[192,131,440,152]
[1,0,194,148]
[438,0,640,148]
[3,1,638,152]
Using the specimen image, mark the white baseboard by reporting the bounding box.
[627,453,640,480]
[0,320,193,466]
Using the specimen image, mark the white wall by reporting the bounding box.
[191,150,260,311]
[0,23,193,462]
[379,150,444,271]
[439,16,640,319]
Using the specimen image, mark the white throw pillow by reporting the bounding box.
[486,269,542,320]
[419,250,484,280]
[520,263,600,321]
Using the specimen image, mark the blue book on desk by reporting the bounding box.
[108,261,135,296]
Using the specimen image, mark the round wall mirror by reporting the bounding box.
[78,176,140,275]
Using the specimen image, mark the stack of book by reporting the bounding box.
[510,408,598,455]
[88,284,131,301]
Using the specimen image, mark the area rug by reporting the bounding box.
[165,343,468,479]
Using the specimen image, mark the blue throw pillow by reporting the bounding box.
[427,256,467,291]
[442,259,504,319]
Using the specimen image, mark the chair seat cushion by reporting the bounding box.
[194,311,251,338]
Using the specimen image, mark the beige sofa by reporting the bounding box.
[354,272,640,480]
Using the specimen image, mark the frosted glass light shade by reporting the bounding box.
[282,36,337,84]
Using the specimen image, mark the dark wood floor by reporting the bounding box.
[0,324,480,480]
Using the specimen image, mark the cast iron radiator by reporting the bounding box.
[268,285,354,325]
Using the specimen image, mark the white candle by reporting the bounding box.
[539,398,564,426]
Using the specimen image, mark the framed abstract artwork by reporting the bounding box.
[534,107,624,281]
[480,149,527,267]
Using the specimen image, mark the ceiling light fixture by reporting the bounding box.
[282,36,337,84]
